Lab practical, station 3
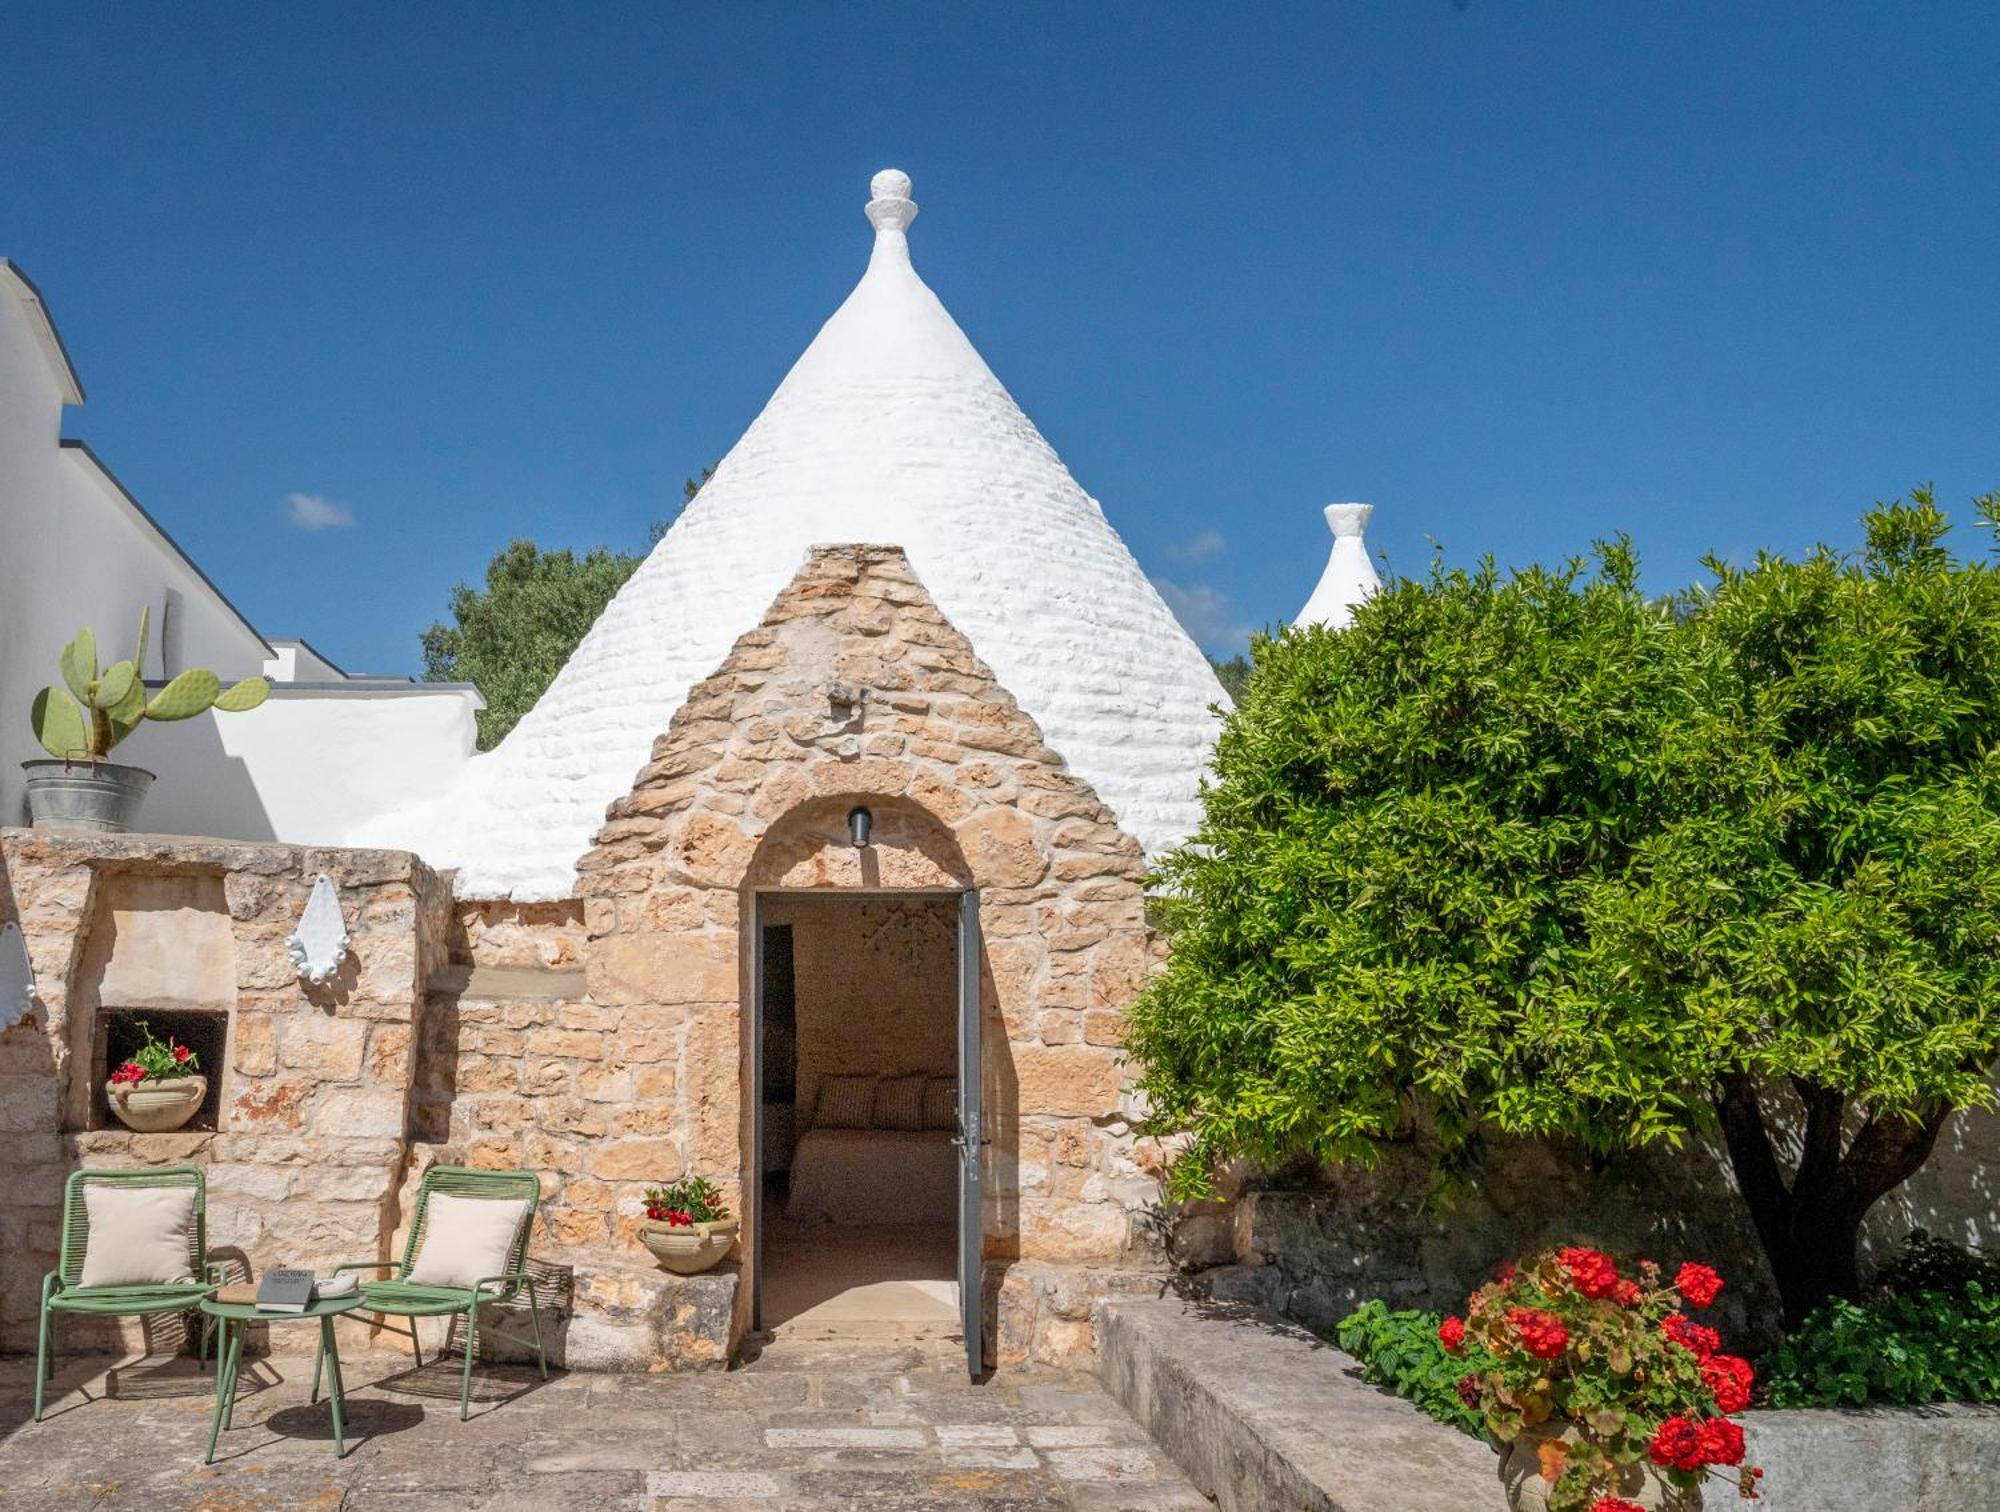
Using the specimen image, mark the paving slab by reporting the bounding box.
[0,1334,1208,1511]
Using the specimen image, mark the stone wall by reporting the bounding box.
[0,829,448,1353]
[1198,1101,2000,1352]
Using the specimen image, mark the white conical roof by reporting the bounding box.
[1296,502,1381,629]
[355,169,1227,899]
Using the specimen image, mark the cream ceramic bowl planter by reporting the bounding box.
[638,1218,738,1275]
[1500,1426,1699,1512]
[106,1075,206,1133]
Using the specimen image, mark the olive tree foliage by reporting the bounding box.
[1128,493,2000,1328]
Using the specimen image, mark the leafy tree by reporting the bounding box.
[423,466,713,747]
[1207,654,1250,704]
[1128,493,2000,1330]
[422,541,641,748]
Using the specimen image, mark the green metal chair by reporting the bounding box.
[324,1164,547,1419]
[36,1165,220,1421]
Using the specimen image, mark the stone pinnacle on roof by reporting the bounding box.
[352,168,1227,899]
[1296,502,1382,630]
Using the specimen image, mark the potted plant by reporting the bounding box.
[636,1176,737,1275]
[105,1021,207,1132]
[24,609,269,833]
[1441,1247,1765,1512]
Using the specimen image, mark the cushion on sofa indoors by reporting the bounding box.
[813,1075,876,1130]
[875,1075,928,1131]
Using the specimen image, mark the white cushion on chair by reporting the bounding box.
[405,1193,529,1289]
[77,1183,197,1289]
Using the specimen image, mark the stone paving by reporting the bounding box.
[0,1334,1211,1511]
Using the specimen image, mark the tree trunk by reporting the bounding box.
[1712,1074,1947,1331]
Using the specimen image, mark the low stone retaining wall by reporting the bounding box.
[1096,1294,2000,1512]
[1726,1404,2000,1511]
[1094,1295,1490,1512]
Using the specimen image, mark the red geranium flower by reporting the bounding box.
[1697,1416,1746,1466]
[644,1205,665,1221]
[666,1207,694,1227]
[1438,1315,1466,1352]
[1661,1312,1721,1362]
[1702,1354,1755,1414]
[1557,1246,1621,1300]
[173,1044,191,1063]
[1612,1278,1641,1307]
[1591,1500,1648,1512]
[1648,1415,1706,1471]
[1676,1262,1724,1309]
[1507,1306,1570,1360]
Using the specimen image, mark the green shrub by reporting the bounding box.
[1762,1233,2000,1406]
[1334,1300,1490,1436]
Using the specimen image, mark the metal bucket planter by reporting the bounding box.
[106,1075,207,1133]
[1501,1425,1698,1511]
[22,759,155,834]
[638,1218,738,1275]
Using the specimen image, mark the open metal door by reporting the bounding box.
[956,888,985,1379]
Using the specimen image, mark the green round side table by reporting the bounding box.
[198,1293,364,1462]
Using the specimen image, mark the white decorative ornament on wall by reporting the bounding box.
[0,922,33,1026]
[287,874,352,986]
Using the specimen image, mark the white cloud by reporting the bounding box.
[1172,528,1226,561]
[1152,576,1254,654]
[284,492,354,530]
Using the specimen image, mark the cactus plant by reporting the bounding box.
[30,608,269,762]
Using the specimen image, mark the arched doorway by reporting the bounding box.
[744,796,986,1375]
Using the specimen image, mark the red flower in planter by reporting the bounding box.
[1506,1306,1570,1360]
[1612,1278,1641,1307]
[1591,1499,1647,1512]
[173,1044,191,1063]
[1697,1416,1746,1467]
[109,1061,146,1085]
[1557,1246,1621,1299]
[1661,1312,1720,1361]
[1702,1353,1755,1414]
[1437,1315,1466,1352]
[645,1205,666,1222]
[1648,1415,1706,1471]
[1676,1262,1725,1308]
[665,1208,694,1227]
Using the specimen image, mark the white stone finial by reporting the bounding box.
[1325,502,1373,539]
[865,168,919,235]
[1297,501,1382,630]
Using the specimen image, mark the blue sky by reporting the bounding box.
[5,3,1996,673]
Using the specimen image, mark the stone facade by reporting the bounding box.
[0,830,449,1354]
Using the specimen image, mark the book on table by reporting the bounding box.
[253,1269,317,1313]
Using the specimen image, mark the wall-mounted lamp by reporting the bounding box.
[847,805,873,849]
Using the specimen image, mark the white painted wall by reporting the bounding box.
[118,686,481,845]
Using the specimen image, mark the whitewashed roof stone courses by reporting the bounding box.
[356,169,1226,898]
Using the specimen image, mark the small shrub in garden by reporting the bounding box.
[1334,1300,1494,1436]
[1762,1231,2000,1406]
[1443,1248,1763,1511]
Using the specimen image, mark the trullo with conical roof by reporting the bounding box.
[347,170,1228,1375]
